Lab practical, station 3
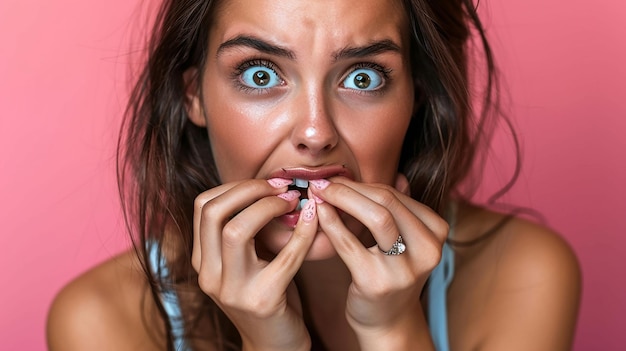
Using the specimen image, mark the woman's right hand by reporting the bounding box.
[191,178,318,351]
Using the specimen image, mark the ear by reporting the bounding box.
[183,67,206,127]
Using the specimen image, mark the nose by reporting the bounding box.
[289,87,339,157]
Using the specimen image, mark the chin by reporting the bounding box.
[256,225,340,262]
[257,216,372,262]
[302,230,340,260]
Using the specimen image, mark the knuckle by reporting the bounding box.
[194,193,209,211]
[221,290,275,317]
[200,200,219,218]
[366,277,406,298]
[197,271,217,295]
[355,266,413,298]
[369,283,393,298]
[191,251,201,273]
[222,221,247,247]
[434,218,450,241]
[421,238,444,270]
[369,208,396,234]
[372,188,398,209]
[218,289,240,309]
[247,179,270,194]
[247,298,276,318]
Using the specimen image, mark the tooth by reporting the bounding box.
[294,178,309,189]
[298,199,308,211]
[296,198,305,211]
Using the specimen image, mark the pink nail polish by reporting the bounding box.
[312,193,324,204]
[277,190,301,201]
[309,179,330,190]
[268,178,293,188]
[307,187,324,204]
[301,200,316,222]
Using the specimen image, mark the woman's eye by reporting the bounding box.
[240,66,281,89]
[342,68,384,91]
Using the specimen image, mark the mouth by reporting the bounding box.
[269,165,352,182]
[272,165,352,201]
[268,165,353,227]
[287,178,310,210]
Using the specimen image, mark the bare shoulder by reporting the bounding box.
[459,205,581,285]
[47,250,166,351]
[449,204,581,351]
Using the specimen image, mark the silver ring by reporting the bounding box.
[378,235,406,255]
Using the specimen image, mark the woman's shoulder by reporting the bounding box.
[449,203,581,350]
[47,249,167,351]
[453,203,581,284]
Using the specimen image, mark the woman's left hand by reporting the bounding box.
[308,174,449,350]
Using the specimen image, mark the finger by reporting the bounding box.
[192,179,292,272]
[310,181,404,252]
[368,183,449,244]
[316,202,369,272]
[193,181,242,271]
[328,177,449,243]
[221,191,299,277]
[311,180,446,264]
[348,181,447,255]
[263,198,319,291]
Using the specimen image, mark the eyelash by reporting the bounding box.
[231,59,284,95]
[343,62,393,95]
[231,59,393,95]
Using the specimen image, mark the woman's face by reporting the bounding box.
[188,0,415,258]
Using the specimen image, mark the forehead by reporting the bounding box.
[210,0,409,54]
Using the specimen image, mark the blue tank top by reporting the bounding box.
[428,241,455,351]
[148,244,190,351]
[149,240,454,351]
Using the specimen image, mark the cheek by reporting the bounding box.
[356,79,414,184]
[205,100,274,182]
[342,103,412,185]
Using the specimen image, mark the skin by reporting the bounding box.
[46,0,582,350]
[186,0,417,260]
[186,1,445,349]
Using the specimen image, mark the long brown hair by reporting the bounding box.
[118,0,502,349]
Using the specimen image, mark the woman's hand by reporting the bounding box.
[191,178,318,351]
[309,174,449,350]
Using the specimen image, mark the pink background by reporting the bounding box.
[1,0,624,349]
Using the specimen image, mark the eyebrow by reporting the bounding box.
[217,35,296,59]
[332,39,402,62]
[216,35,402,61]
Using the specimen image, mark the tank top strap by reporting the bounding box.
[147,240,191,350]
[427,202,457,351]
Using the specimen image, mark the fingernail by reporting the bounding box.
[301,199,316,222]
[311,193,324,204]
[307,187,324,204]
[309,179,330,190]
[277,190,300,201]
[268,178,293,188]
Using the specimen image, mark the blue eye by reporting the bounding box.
[342,68,383,91]
[240,65,281,89]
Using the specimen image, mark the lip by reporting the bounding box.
[268,165,354,181]
[277,212,301,228]
[269,165,352,229]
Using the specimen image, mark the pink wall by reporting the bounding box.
[1,0,624,349]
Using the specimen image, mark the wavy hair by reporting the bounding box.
[117,0,505,349]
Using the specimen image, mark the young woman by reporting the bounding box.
[47,0,581,350]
